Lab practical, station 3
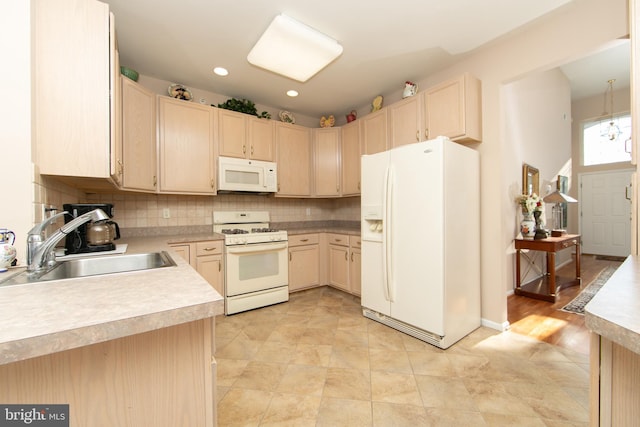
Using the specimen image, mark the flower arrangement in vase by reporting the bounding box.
[517,193,545,238]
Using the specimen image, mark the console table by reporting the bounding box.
[514,234,581,302]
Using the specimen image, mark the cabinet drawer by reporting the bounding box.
[327,233,348,246]
[349,235,361,249]
[288,233,319,246]
[196,240,223,256]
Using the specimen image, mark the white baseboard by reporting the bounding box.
[481,318,510,331]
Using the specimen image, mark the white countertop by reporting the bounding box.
[0,236,223,365]
[585,254,640,355]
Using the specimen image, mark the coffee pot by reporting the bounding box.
[0,228,17,271]
[86,220,120,246]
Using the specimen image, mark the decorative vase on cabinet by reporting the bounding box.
[521,212,535,238]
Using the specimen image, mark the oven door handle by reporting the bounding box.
[226,242,288,254]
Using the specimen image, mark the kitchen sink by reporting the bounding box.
[0,251,176,287]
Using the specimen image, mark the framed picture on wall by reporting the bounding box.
[557,175,568,228]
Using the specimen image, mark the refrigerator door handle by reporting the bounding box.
[385,165,396,302]
[382,165,391,302]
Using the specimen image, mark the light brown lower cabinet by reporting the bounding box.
[590,333,640,426]
[327,233,361,296]
[288,233,320,292]
[170,241,223,296]
[0,319,217,427]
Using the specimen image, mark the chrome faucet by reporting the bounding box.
[27,208,110,272]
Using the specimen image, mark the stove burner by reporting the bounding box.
[251,228,279,233]
[221,228,249,234]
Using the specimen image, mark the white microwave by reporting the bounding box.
[217,156,278,193]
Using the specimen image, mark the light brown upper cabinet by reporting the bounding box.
[360,108,389,155]
[275,122,312,197]
[34,0,117,178]
[120,77,157,192]
[157,96,216,195]
[423,73,482,143]
[341,120,361,196]
[389,95,424,148]
[313,128,341,197]
[217,109,275,161]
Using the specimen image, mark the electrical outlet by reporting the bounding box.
[42,204,58,222]
[163,208,171,219]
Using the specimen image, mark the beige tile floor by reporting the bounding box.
[215,287,589,426]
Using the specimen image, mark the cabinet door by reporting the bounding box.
[341,120,361,196]
[248,117,275,161]
[275,123,312,196]
[289,245,320,292]
[424,73,482,143]
[196,255,224,296]
[158,97,216,194]
[313,128,341,197]
[361,108,389,155]
[169,244,193,267]
[110,15,122,186]
[328,244,350,292]
[389,95,423,147]
[121,77,157,192]
[34,0,112,178]
[350,248,361,296]
[217,109,247,158]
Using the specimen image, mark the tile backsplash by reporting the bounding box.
[34,173,360,230]
[83,193,361,229]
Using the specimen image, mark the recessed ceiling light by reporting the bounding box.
[286,90,299,97]
[213,67,229,76]
[247,14,343,82]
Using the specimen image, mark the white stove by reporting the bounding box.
[213,211,287,245]
[213,211,289,315]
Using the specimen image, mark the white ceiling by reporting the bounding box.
[103,0,626,118]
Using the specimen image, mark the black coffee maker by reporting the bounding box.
[62,203,120,254]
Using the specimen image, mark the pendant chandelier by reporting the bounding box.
[602,79,621,141]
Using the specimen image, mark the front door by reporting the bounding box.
[579,170,633,257]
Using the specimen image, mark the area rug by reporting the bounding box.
[560,266,618,315]
[595,255,627,262]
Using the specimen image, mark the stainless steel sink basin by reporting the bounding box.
[0,251,176,287]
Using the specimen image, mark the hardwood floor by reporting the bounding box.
[507,253,623,355]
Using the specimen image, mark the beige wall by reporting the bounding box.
[503,68,573,286]
[1,1,34,263]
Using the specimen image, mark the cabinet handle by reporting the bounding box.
[425,129,429,139]
[203,247,216,251]
[243,145,246,154]
[335,238,342,242]
[251,146,254,156]
[153,175,157,186]
[345,252,348,261]
[218,263,221,272]
[289,252,292,261]
[300,238,309,242]
[351,252,354,262]
[210,179,215,188]
[416,130,419,141]
[278,183,281,192]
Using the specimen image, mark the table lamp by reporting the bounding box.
[543,190,578,237]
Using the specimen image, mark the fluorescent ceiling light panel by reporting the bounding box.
[247,14,343,82]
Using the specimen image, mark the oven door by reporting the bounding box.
[225,241,288,296]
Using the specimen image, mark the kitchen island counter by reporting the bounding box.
[585,254,640,425]
[0,235,223,366]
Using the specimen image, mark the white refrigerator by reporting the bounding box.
[361,136,480,349]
